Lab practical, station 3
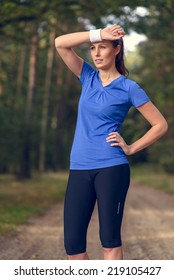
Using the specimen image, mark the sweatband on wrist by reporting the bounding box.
[89,29,102,43]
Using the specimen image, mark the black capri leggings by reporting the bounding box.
[64,164,130,255]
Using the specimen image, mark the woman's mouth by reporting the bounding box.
[95,59,103,63]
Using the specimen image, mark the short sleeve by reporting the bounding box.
[79,61,95,84]
[129,81,150,108]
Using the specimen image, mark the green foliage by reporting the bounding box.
[149,140,174,174]
[126,0,173,173]
[0,0,173,176]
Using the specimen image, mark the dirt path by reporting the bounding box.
[0,182,173,260]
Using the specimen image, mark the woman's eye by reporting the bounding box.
[100,45,106,49]
[90,46,95,50]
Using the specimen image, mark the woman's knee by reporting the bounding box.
[67,254,79,260]
[67,252,89,260]
[103,247,115,254]
[103,246,122,254]
[103,246,123,260]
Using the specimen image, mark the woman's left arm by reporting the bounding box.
[106,101,168,155]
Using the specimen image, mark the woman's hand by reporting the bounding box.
[106,132,132,155]
[101,24,125,41]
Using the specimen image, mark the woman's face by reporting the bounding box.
[90,40,120,70]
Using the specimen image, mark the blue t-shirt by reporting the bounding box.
[70,61,150,170]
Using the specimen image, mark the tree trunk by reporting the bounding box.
[0,52,3,95]
[39,31,55,172]
[9,44,17,109]
[20,32,38,178]
[16,44,27,97]
[53,64,75,170]
[52,58,65,170]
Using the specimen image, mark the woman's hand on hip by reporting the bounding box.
[106,132,132,155]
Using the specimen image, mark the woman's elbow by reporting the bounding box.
[160,119,168,136]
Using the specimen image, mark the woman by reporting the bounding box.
[55,24,168,260]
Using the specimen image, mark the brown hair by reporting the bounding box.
[112,39,129,77]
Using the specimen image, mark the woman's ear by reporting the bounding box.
[115,45,121,55]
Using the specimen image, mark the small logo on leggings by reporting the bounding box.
[117,202,120,214]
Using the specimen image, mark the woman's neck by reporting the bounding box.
[99,69,121,86]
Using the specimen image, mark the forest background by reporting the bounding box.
[0,0,173,179]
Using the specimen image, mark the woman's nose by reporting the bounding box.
[95,48,100,56]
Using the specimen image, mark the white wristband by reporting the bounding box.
[89,29,102,43]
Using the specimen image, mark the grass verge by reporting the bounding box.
[131,164,174,194]
[0,172,68,235]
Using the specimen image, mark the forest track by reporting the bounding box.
[0,181,173,260]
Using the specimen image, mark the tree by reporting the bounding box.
[19,32,38,178]
[125,1,174,172]
[39,31,55,172]
[0,0,173,176]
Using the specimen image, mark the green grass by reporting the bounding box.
[0,172,68,235]
[131,164,174,194]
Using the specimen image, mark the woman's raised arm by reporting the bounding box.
[55,25,125,77]
[55,31,89,77]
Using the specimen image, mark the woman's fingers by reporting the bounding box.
[106,132,131,155]
[101,24,125,40]
[106,132,121,142]
[110,24,125,36]
[106,132,125,147]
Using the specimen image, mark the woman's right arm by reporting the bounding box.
[55,25,125,78]
[55,31,90,78]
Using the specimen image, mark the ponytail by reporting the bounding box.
[112,39,129,77]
